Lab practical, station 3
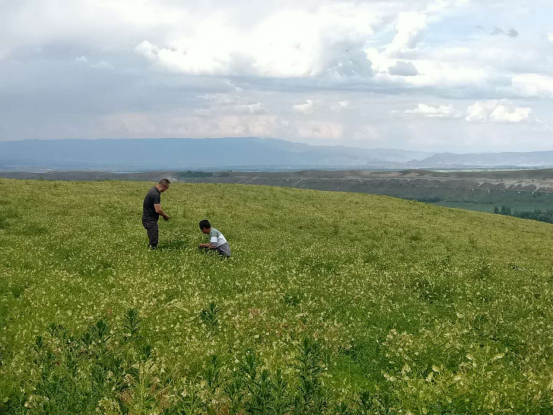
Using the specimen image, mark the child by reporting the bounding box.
[198,220,231,257]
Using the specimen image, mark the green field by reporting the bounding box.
[2,179,553,414]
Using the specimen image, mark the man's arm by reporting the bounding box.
[154,204,170,221]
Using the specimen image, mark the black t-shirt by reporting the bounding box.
[143,187,161,220]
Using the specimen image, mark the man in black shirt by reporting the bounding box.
[142,178,171,249]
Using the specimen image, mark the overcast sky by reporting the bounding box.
[1,0,552,152]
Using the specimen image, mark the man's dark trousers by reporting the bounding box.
[142,218,159,248]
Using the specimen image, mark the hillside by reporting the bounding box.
[2,179,553,413]
[5,168,552,211]
[408,151,553,168]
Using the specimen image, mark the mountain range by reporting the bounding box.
[1,137,553,171]
[0,137,429,171]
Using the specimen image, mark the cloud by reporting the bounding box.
[507,28,519,38]
[235,103,268,115]
[404,103,459,118]
[199,93,237,105]
[388,61,418,76]
[330,100,350,112]
[491,27,519,38]
[134,5,378,79]
[293,100,315,114]
[386,12,427,54]
[353,125,382,142]
[75,55,114,70]
[194,103,268,116]
[1,0,553,152]
[466,100,531,123]
[505,74,553,99]
[195,93,268,115]
[90,61,114,70]
[297,121,344,139]
[104,112,281,138]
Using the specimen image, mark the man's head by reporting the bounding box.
[156,178,171,192]
[199,219,211,234]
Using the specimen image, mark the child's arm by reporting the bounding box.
[198,242,217,249]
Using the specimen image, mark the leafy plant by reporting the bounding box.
[200,301,220,332]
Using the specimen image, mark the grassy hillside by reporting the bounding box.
[5,169,553,216]
[1,179,553,414]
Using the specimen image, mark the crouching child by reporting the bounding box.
[198,220,231,257]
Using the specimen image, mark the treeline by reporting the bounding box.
[494,206,553,224]
[404,196,443,203]
[178,171,214,178]
[177,171,232,178]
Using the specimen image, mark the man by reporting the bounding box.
[142,178,170,249]
[198,219,231,257]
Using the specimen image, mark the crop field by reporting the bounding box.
[2,179,553,414]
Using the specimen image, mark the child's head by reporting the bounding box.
[199,219,211,234]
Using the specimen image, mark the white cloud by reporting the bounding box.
[235,103,268,115]
[466,100,531,123]
[194,93,268,116]
[104,112,282,138]
[75,55,113,70]
[386,12,427,54]
[194,103,268,117]
[198,93,237,105]
[405,103,458,118]
[505,74,553,99]
[330,100,350,112]
[293,100,315,114]
[90,60,114,70]
[353,125,382,142]
[2,0,553,152]
[134,5,378,79]
[247,116,282,136]
[297,121,344,139]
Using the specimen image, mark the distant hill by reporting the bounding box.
[0,137,431,171]
[409,151,553,168]
[3,137,553,171]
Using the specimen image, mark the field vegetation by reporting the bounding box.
[490,205,553,225]
[2,179,553,414]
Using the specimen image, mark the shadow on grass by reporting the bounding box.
[157,240,188,250]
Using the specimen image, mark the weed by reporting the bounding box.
[204,354,223,392]
[283,291,304,307]
[200,301,220,332]
[123,308,140,340]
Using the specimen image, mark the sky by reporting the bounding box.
[1,0,552,153]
